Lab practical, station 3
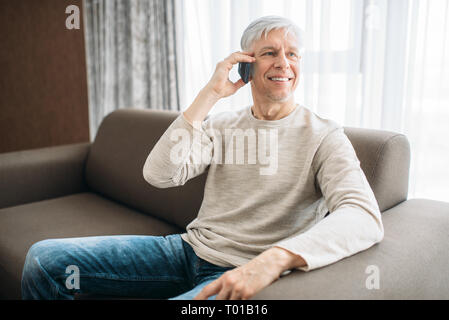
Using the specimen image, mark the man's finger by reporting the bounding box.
[226,52,256,65]
[240,51,254,56]
[229,288,243,300]
[215,285,233,300]
[194,280,222,300]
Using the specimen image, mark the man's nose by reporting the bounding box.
[274,53,290,69]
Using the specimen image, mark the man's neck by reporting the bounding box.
[251,100,297,121]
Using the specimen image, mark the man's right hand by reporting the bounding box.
[183,51,255,125]
[204,51,256,99]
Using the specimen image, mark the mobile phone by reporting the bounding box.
[238,62,252,83]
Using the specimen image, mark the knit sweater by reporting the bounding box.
[143,104,384,271]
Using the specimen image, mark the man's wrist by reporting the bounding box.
[201,85,222,103]
[265,246,307,273]
[183,87,220,125]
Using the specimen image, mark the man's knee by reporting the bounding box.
[22,239,74,299]
[23,239,66,279]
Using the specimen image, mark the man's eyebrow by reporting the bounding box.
[258,46,299,53]
[259,46,276,52]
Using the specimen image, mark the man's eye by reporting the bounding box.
[264,52,274,56]
[289,52,297,57]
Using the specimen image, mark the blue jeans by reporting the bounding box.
[21,234,234,300]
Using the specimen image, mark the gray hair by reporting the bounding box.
[240,16,305,52]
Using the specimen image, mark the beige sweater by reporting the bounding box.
[143,104,384,271]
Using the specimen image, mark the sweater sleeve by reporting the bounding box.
[142,113,214,188]
[273,127,384,271]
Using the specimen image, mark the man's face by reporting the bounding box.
[249,28,301,102]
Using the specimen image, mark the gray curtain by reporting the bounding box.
[83,0,181,141]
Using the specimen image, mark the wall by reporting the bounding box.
[0,0,89,153]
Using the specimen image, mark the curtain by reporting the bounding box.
[180,0,449,202]
[83,0,181,141]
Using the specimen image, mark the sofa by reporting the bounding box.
[1,108,448,300]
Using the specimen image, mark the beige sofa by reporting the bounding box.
[1,108,448,299]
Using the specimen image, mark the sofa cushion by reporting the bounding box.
[252,198,449,299]
[0,192,181,299]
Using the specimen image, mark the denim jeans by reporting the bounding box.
[21,234,234,300]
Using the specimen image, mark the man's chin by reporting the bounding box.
[267,92,291,102]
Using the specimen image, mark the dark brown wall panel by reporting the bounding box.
[0,0,89,153]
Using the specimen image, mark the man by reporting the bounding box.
[21,16,383,300]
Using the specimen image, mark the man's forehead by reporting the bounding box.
[253,30,299,51]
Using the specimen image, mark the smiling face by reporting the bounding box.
[249,28,301,103]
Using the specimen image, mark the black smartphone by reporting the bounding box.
[238,62,252,83]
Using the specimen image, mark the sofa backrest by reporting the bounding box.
[85,108,410,230]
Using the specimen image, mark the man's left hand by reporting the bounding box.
[194,247,306,300]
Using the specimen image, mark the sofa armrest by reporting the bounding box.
[344,127,411,212]
[0,142,91,209]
